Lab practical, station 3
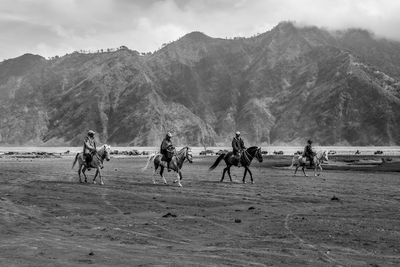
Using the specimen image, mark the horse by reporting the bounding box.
[72,144,111,185]
[209,146,263,184]
[290,150,328,177]
[142,146,193,187]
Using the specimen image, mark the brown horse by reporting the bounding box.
[72,145,111,185]
[142,146,193,187]
[209,146,263,184]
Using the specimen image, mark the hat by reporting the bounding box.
[167,132,173,137]
[235,131,241,135]
[88,130,95,135]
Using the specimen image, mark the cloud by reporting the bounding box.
[1,0,400,60]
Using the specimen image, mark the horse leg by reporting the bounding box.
[242,168,248,183]
[78,165,83,183]
[247,167,254,184]
[227,167,233,182]
[82,166,88,183]
[160,166,167,184]
[220,167,227,182]
[302,166,307,177]
[153,163,159,184]
[98,167,104,185]
[294,165,298,176]
[316,164,322,176]
[93,169,98,184]
[175,171,182,187]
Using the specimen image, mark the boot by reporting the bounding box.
[86,158,91,171]
[167,161,171,172]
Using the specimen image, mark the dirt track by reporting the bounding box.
[0,156,400,266]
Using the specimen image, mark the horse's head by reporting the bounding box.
[255,147,263,163]
[322,150,329,162]
[185,147,193,163]
[246,146,263,163]
[101,144,111,161]
[317,150,328,162]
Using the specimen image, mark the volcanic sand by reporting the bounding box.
[0,156,399,266]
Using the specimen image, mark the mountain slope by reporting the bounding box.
[0,22,399,146]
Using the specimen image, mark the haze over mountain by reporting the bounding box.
[0,22,399,146]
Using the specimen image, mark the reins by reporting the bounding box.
[174,147,189,168]
[242,147,257,166]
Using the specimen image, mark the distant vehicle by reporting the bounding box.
[261,151,268,155]
[328,150,337,155]
[355,150,361,155]
[141,151,149,155]
[200,150,215,156]
[294,151,302,155]
[374,150,383,155]
[216,149,229,155]
[273,151,284,155]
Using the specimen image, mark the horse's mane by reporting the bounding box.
[247,146,259,152]
[178,146,190,153]
[97,144,111,153]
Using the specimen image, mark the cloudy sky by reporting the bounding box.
[1,0,399,60]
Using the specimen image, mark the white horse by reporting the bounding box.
[142,146,193,187]
[290,150,328,177]
[72,145,111,185]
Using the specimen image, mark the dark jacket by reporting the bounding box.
[83,136,96,154]
[232,137,245,154]
[160,138,173,155]
[303,144,314,158]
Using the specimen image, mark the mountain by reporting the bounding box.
[0,22,400,146]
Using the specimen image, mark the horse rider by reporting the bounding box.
[232,131,246,167]
[83,130,97,170]
[303,139,315,167]
[160,132,174,172]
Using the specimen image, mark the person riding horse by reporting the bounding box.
[83,130,98,170]
[303,139,316,167]
[160,132,175,172]
[232,131,246,167]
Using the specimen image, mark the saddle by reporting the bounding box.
[161,147,175,160]
[84,152,102,169]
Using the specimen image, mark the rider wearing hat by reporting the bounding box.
[303,139,315,167]
[83,130,97,170]
[160,132,174,172]
[232,131,246,167]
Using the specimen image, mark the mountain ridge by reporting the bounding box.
[1,22,399,146]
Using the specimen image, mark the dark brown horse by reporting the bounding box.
[209,146,263,184]
[142,146,193,187]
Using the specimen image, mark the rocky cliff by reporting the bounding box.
[0,22,399,146]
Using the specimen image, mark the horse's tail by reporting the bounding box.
[72,153,79,169]
[142,154,156,172]
[290,155,299,168]
[209,154,225,171]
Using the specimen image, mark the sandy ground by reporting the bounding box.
[0,156,400,266]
